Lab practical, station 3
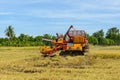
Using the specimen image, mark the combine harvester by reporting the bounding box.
[40,25,89,56]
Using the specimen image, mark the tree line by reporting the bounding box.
[0,25,120,46]
[87,27,120,45]
[0,26,55,46]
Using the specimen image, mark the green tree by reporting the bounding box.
[34,36,43,46]
[18,34,29,42]
[106,27,119,39]
[88,36,98,45]
[106,27,119,36]
[5,25,15,39]
[106,39,114,45]
[106,27,120,45]
[34,36,42,42]
[98,37,108,45]
[43,34,52,39]
[92,29,104,45]
[92,29,104,38]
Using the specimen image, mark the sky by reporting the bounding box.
[0,0,120,37]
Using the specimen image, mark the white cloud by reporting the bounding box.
[0,0,57,5]
[0,12,14,15]
[13,0,119,20]
[0,0,120,34]
[23,9,120,19]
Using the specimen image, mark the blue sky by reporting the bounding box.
[0,0,120,37]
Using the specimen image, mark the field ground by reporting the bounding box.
[0,46,120,80]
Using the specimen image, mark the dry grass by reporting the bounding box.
[0,46,120,80]
[90,45,120,59]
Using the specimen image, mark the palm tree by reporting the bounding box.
[5,25,15,39]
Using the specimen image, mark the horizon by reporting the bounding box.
[0,0,120,37]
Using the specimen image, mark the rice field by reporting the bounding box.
[0,46,120,80]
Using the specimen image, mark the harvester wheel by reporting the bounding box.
[71,51,84,56]
[81,51,84,55]
[59,50,84,56]
[59,51,66,56]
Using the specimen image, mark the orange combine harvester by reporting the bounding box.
[40,25,89,56]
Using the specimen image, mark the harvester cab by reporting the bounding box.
[40,25,89,56]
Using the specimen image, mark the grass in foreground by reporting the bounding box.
[0,46,120,80]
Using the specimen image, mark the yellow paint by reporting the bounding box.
[40,46,52,52]
[67,44,82,51]
[74,36,84,43]
[54,38,64,44]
